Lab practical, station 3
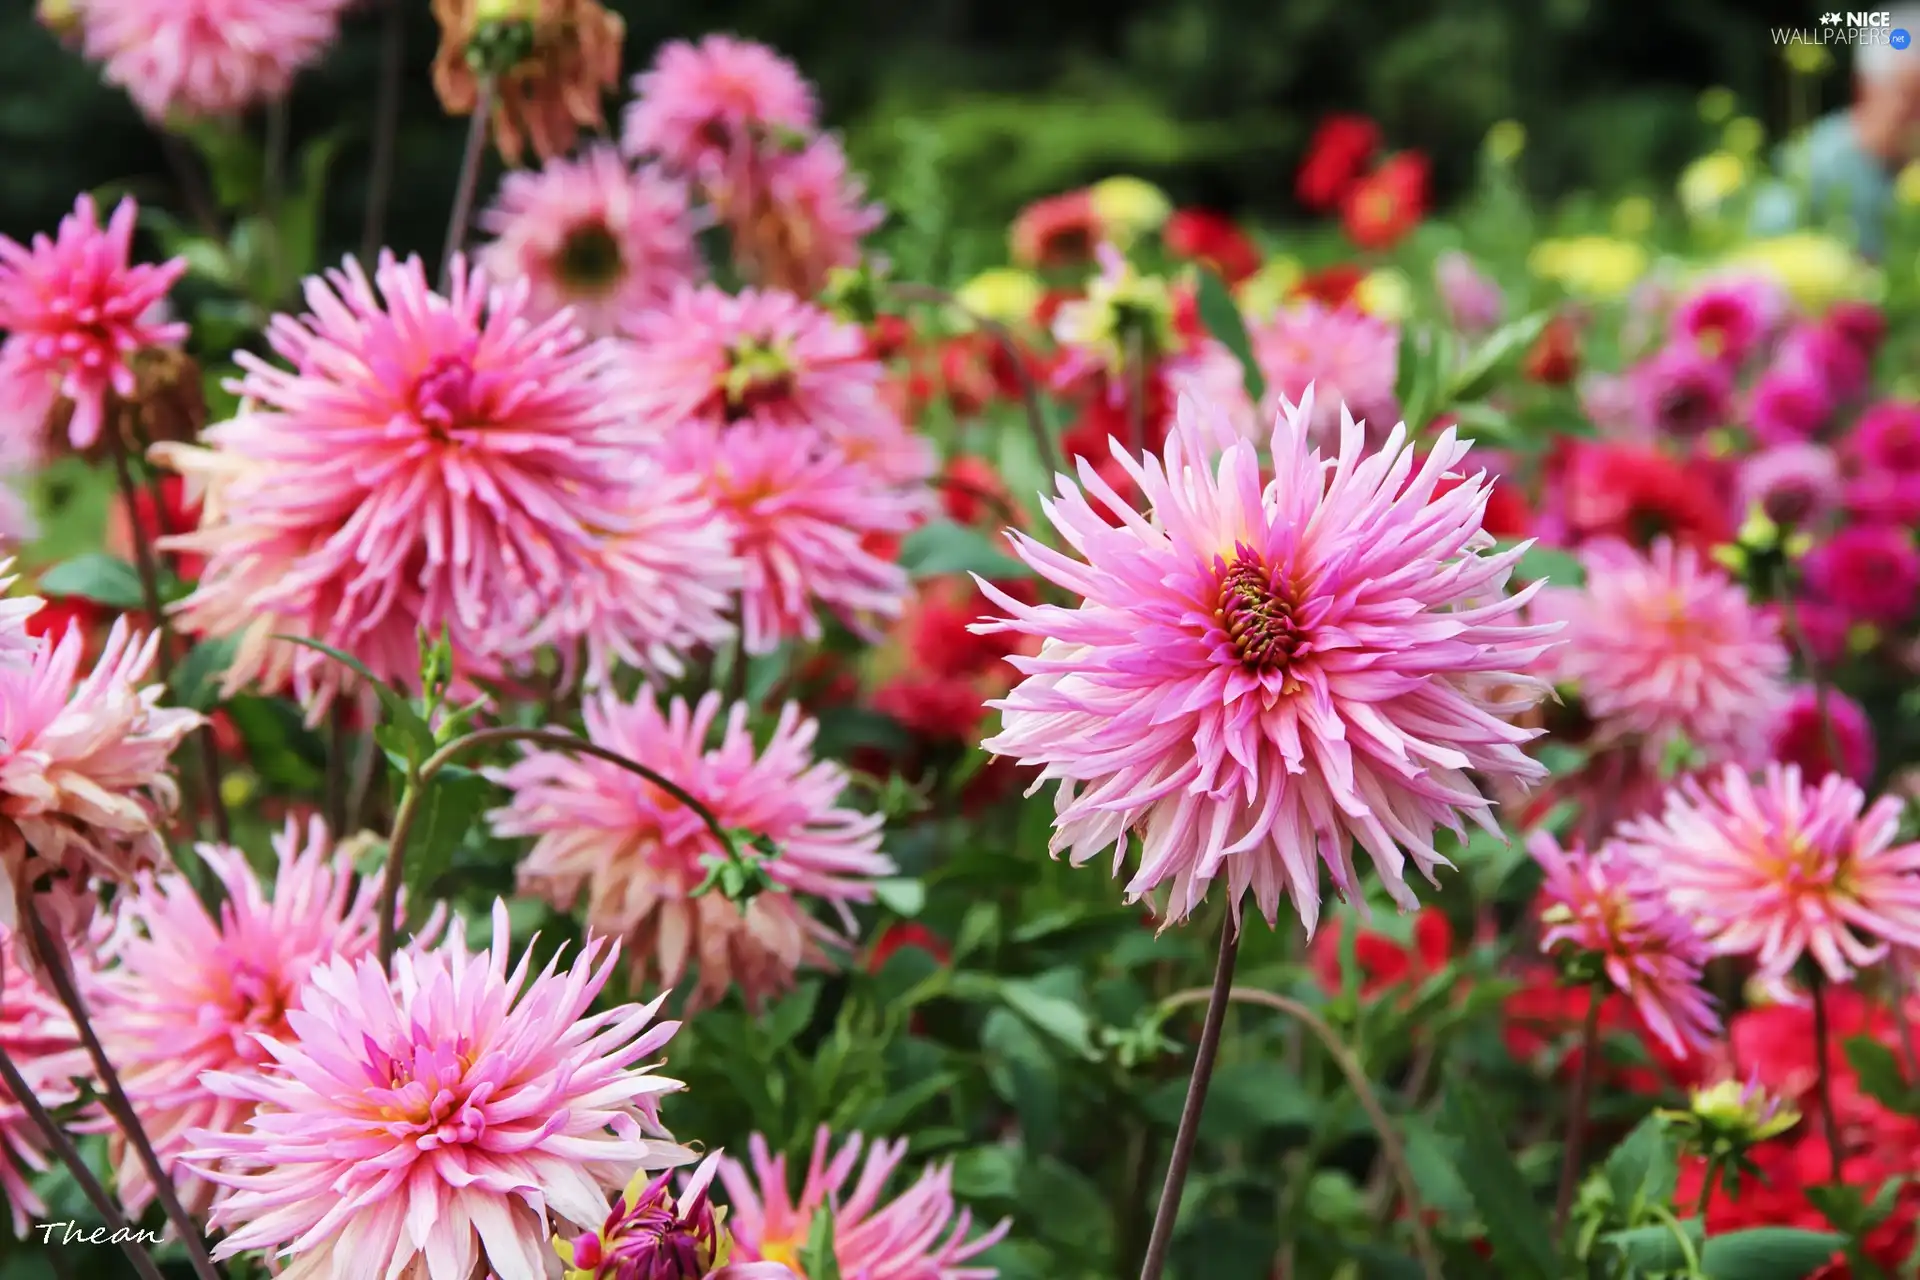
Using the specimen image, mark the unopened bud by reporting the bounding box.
[36,0,80,42]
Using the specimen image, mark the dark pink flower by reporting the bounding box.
[1768,685,1876,785]
[1776,321,1870,403]
[1802,524,1920,628]
[1671,276,1784,368]
[1630,344,1733,440]
[1746,363,1833,446]
[1737,443,1841,527]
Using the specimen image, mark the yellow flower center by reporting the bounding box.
[759,1233,810,1280]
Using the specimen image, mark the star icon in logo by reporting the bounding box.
[1822,10,1842,20]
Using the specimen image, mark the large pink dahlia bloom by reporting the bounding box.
[164,254,650,716]
[1616,762,1920,998]
[478,146,703,337]
[488,688,893,1009]
[75,0,352,121]
[1531,539,1790,767]
[1528,830,1719,1058]
[621,35,817,180]
[975,391,1558,932]
[719,1128,1009,1279]
[0,936,89,1236]
[0,195,187,450]
[0,617,200,935]
[83,817,395,1217]
[188,901,695,1280]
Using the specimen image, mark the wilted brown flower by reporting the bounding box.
[41,349,207,464]
[432,0,625,165]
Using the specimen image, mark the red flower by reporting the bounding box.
[1290,264,1366,310]
[1297,115,1382,212]
[1308,908,1454,1000]
[866,921,952,972]
[866,313,914,361]
[939,454,1013,528]
[1033,288,1078,330]
[1543,439,1733,551]
[901,576,1036,681]
[1011,190,1101,269]
[1163,208,1261,285]
[1340,152,1429,251]
[1826,299,1887,358]
[24,594,105,659]
[1523,315,1583,385]
[109,472,205,579]
[1502,966,1710,1096]
[872,675,990,743]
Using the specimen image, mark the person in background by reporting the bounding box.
[1750,11,1920,260]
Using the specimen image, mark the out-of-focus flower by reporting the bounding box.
[1747,362,1834,446]
[1776,321,1871,405]
[975,392,1556,932]
[0,936,87,1236]
[1723,234,1872,312]
[1529,831,1719,1058]
[0,195,186,451]
[1523,314,1583,386]
[1164,209,1261,286]
[1484,119,1526,165]
[1699,87,1737,123]
[955,268,1043,326]
[1235,256,1302,319]
[1341,152,1429,251]
[1768,684,1875,785]
[1843,401,1920,522]
[1251,300,1399,444]
[1577,374,1639,435]
[1308,907,1454,1001]
[1502,965,1708,1095]
[74,0,352,121]
[1290,263,1367,310]
[1541,438,1735,551]
[1827,299,1886,356]
[1723,116,1766,157]
[621,35,816,179]
[489,690,893,1009]
[1612,195,1656,238]
[719,1129,1009,1277]
[722,133,884,298]
[83,818,392,1217]
[432,0,625,164]
[1620,763,1920,997]
[1529,237,1648,299]
[1353,267,1413,322]
[1050,246,1176,379]
[0,618,200,938]
[188,902,695,1279]
[1802,524,1920,629]
[1630,346,1735,443]
[1531,538,1788,766]
[1089,176,1171,246]
[1297,115,1381,212]
[478,147,701,336]
[1011,190,1101,269]
[1679,151,1749,219]
[1737,442,1842,528]
[1434,251,1503,335]
[1672,276,1784,368]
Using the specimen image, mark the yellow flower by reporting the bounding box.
[955,268,1043,326]
[1686,1079,1801,1145]
[1235,256,1301,320]
[1678,151,1748,218]
[1528,236,1647,299]
[1783,39,1833,76]
[1055,256,1175,369]
[1354,268,1412,322]
[1722,116,1765,159]
[1090,176,1171,245]
[1897,161,1920,209]
[1722,232,1873,309]
[1698,87,1736,124]
[1612,195,1655,238]
[1485,120,1526,166]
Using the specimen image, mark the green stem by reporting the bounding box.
[1553,991,1605,1240]
[887,282,1060,477]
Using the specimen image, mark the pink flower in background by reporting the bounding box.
[1619,763,1920,998]
[1768,685,1876,785]
[0,195,186,450]
[1163,337,1258,439]
[1826,299,1887,357]
[1528,831,1719,1058]
[477,146,703,336]
[1841,400,1920,522]
[719,1129,1009,1278]
[1434,250,1503,336]
[1578,373,1643,437]
[975,391,1557,933]
[1802,524,1920,628]
[1746,362,1833,445]
[188,901,695,1280]
[622,35,817,179]
[1251,301,1400,443]
[1736,442,1841,527]
[1776,321,1869,403]
[1532,539,1789,767]
[488,690,893,1009]
[165,254,647,717]
[0,936,88,1236]
[0,484,34,551]
[75,0,352,120]
[1629,344,1734,440]
[83,817,396,1217]
[0,560,43,670]
[725,133,885,296]
[1670,276,1783,368]
[0,618,201,937]
[660,422,919,653]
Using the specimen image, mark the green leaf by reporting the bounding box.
[36,553,146,609]
[991,976,1099,1060]
[897,520,1033,580]
[949,1144,1021,1200]
[763,981,822,1051]
[1144,1060,1317,1141]
[873,877,927,918]
[1844,1035,1920,1117]
[800,1202,841,1280]
[277,133,343,287]
[1506,541,1586,586]
[1194,268,1266,403]
[1603,1114,1680,1215]
[277,635,435,764]
[1447,310,1552,404]
[1400,1118,1474,1217]
[1600,1220,1703,1271]
[171,634,238,711]
[1698,1227,1845,1278]
[1439,1089,1557,1280]
[403,767,493,901]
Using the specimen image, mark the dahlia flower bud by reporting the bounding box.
[431,0,624,163]
[1659,1075,1799,1194]
[556,1154,737,1280]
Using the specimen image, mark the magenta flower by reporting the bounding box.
[188,901,696,1280]
[1745,362,1833,446]
[556,1151,794,1280]
[1768,685,1875,785]
[1801,524,1920,628]
[1617,763,1920,997]
[1629,344,1734,440]
[1252,302,1400,445]
[75,0,351,120]
[975,391,1557,932]
[718,1128,1009,1279]
[488,689,894,1009]
[0,195,186,450]
[622,35,817,180]
[1434,250,1503,336]
[1841,400,1920,522]
[1532,539,1788,768]
[478,147,703,337]
[1670,276,1783,368]
[82,817,398,1217]
[165,254,650,717]
[0,935,88,1235]
[0,617,200,937]
[1776,321,1869,403]
[1529,831,1719,1058]
[1736,442,1841,528]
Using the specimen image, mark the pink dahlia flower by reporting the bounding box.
[0,484,33,552]
[478,146,703,337]
[0,560,43,670]
[659,421,920,654]
[188,900,695,1280]
[1670,275,1784,368]
[718,1128,1009,1278]
[82,817,396,1217]
[1532,538,1789,768]
[488,689,893,1009]
[1528,831,1719,1058]
[1434,250,1503,336]
[0,617,200,936]
[0,935,89,1236]
[0,194,186,450]
[1251,302,1400,445]
[975,391,1558,932]
[1801,524,1920,629]
[165,254,649,717]
[1628,344,1734,440]
[1768,685,1876,785]
[622,35,817,179]
[1617,763,1920,997]
[1776,320,1870,404]
[1843,401,1920,523]
[1736,442,1841,528]
[725,133,885,297]
[75,0,352,121]
[1746,362,1832,446]
[557,1150,794,1280]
